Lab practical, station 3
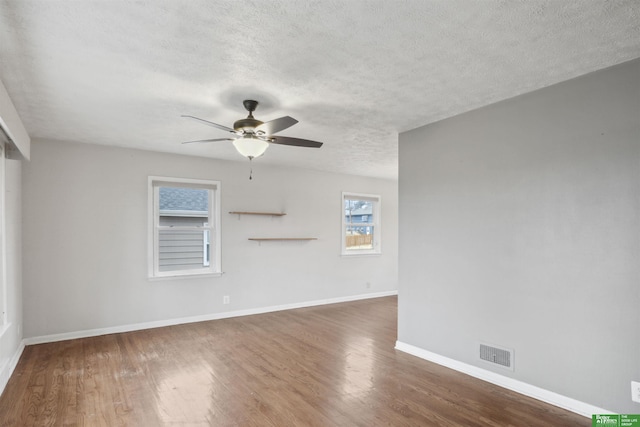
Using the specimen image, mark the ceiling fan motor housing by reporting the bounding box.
[234,100,263,134]
[233,117,263,134]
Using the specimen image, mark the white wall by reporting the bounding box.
[0,158,23,392]
[398,59,639,414]
[22,140,398,339]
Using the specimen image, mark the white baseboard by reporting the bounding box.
[0,339,25,396]
[395,341,611,419]
[24,290,398,346]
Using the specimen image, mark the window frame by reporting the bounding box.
[341,191,381,256]
[148,176,221,279]
[0,142,6,326]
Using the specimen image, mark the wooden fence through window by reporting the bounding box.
[346,234,373,248]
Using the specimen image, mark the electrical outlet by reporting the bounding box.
[632,381,640,403]
[223,295,230,305]
[366,282,371,289]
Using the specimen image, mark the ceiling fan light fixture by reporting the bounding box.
[232,135,269,159]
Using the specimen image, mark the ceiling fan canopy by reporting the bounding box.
[182,100,323,161]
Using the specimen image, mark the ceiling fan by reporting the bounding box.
[182,100,323,161]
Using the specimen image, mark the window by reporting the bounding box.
[342,192,381,255]
[148,177,221,278]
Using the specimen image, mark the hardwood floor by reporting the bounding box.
[0,296,589,426]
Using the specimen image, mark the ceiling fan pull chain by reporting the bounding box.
[249,156,253,180]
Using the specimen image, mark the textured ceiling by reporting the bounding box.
[1,1,639,180]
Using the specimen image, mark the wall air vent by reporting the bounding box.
[479,343,514,371]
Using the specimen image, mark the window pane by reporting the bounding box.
[345,225,374,250]
[157,186,211,273]
[342,192,380,255]
[344,199,373,225]
[159,187,208,215]
[158,229,210,272]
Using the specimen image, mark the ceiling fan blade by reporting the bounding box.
[182,115,236,133]
[182,138,234,144]
[255,116,298,135]
[269,135,323,148]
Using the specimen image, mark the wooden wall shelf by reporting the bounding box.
[231,212,315,244]
[248,238,317,241]
[229,211,286,216]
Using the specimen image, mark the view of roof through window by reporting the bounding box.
[159,187,208,214]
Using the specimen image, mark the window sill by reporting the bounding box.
[340,252,382,258]
[148,272,223,281]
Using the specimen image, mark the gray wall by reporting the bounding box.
[22,140,398,338]
[398,59,639,414]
